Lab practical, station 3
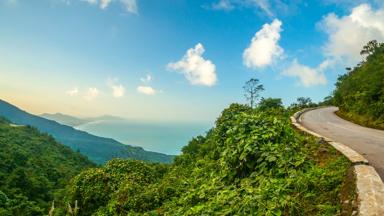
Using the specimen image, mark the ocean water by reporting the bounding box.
[76,120,212,155]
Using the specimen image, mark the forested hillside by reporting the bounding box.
[0,99,174,164]
[333,40,384,129]
[0,117,95,215]
[66,104,353,215]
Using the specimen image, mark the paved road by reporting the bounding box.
[300,106,384,180]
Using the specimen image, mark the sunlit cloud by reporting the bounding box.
[84,87,100,101]
[167,43,217,87]
[243,19,283,69]
[107,78,125,98]
[137,85,157,95]
[319,3,384,65]
[282,59,327,87]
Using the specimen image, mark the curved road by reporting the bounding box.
[300,106,384,180]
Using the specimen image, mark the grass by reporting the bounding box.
[297,131,357,215]
[336,110,384,130]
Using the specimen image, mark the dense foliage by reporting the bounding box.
[333,41,384,129]
[288,97,317,113]
[0,99,174,164]
[0,117,95,215]
[68,104,351,215]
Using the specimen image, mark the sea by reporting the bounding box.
[76,120,212,155]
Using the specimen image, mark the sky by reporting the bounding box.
[1,0,384,123]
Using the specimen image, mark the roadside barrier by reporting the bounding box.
[291,108,384,216]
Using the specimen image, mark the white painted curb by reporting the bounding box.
[291,108,384,216]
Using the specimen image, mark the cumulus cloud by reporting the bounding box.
[167,43,217,86]
[282,59,327,87]
[107,78,125,98]
[243,19,283,69]
[137,85,156,95]
[84,87,100,100]
[320,3,384,64]
[66,87,79,96]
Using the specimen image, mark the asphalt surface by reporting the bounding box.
[300,106,384,180]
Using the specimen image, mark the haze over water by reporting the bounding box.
[76,120,212,155]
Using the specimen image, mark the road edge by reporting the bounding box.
[291,107,384,216]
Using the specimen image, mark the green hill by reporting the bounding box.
[66,104,353,215]
[0,117,95,215]
[0,99,174,164]
[333,40,384,129]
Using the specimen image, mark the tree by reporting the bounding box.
[243,78,264,108]
[288,97,315,111]
[297,97,313,107]
[258,97,283,111]
[360,40,381,56]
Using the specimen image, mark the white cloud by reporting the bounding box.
[84,87,99,100]
[107,78,125,98]
[210,0,298,17]
[320,3,384,64]
[120,0,138,14]
[99,0,111,9]
[282,59,327,87]
[81,0,138,13]
[140,74,152,83]
[66,87,79,96]
[167,43,217,86]
[317,58,336,72]
[212,0,234,11]
[137,85,156,95]
[252,0,274,17]
[243,19,283,69]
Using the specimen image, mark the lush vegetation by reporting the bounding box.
[0,117,95,215]
[0,99,174,164]
[332,40,384,129]
[67,104,352,215]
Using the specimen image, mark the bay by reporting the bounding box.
[76,120,212,155]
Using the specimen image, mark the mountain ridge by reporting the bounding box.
[40,113,124,127]
[0,99,174,164]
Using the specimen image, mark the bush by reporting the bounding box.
[67,103,350,215]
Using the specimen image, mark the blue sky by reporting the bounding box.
[1,0,383,123]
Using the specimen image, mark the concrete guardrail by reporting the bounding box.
[291,108,384,216]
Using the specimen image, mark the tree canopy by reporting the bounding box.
[333,40,384,129]
[0,118,95,215]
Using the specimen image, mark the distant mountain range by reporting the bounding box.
[0,99,174,164]
[40,112,124,127]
